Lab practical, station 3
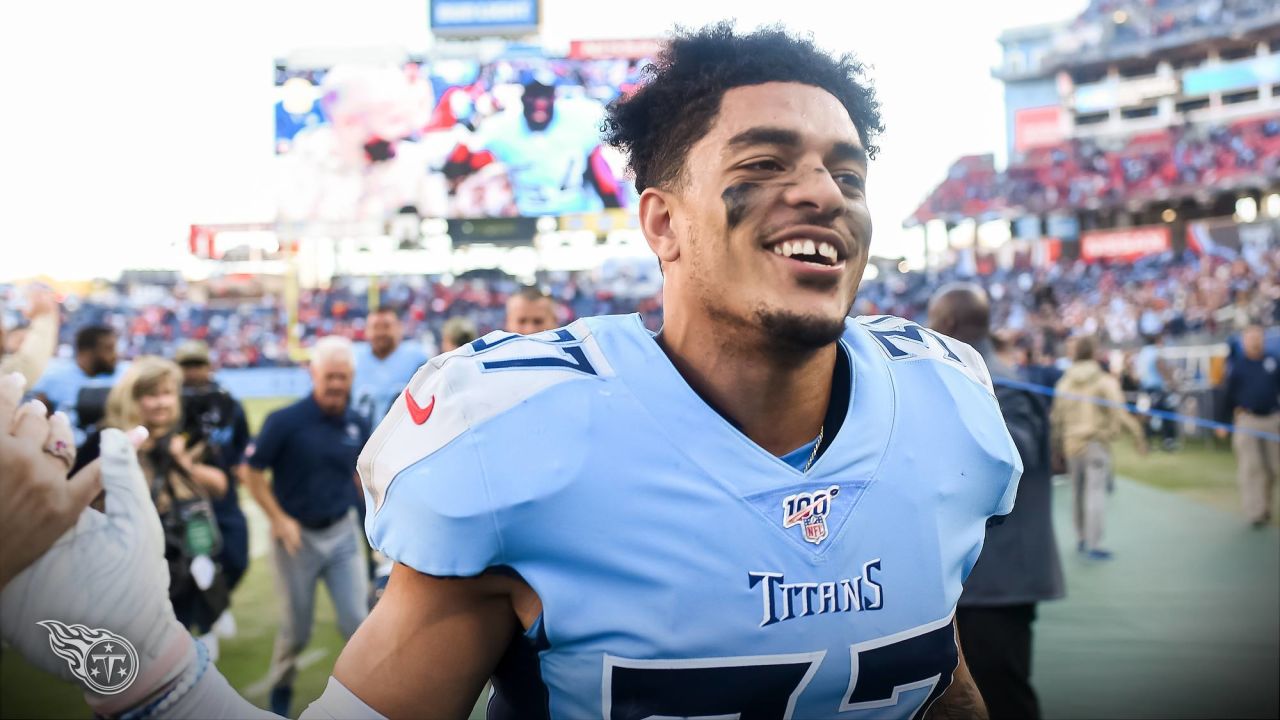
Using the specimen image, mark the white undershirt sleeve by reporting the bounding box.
[157,670,385,720]
[298,677,388,720]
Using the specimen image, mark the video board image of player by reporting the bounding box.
[446,72,625,216]
[272,55,646,222]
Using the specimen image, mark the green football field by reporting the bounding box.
[1,398,1275,718]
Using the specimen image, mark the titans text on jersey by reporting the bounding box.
[749,557,884,629]
[357,314,1021,720]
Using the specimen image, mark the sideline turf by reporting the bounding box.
[1036,477,1279,719]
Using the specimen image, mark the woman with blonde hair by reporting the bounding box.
[72,356,230,638]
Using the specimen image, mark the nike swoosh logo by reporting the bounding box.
[404,389,436,425]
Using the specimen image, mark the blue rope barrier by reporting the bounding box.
[991,376,1280,443]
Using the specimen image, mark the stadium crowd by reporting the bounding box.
[911,115,1280,223]
[856,247,1280,357]
[7,270,663,369]
[8,247,1272,373]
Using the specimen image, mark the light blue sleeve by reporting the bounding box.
[366,428,504,578]
[358,321,610,578]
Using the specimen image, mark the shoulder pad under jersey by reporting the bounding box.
[358,319,613,513]
[853,315,995,395]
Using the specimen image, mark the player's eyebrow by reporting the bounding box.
[726,126,801,150]
[726,126,867,167]
[830,142,868,168]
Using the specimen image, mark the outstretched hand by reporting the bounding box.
[0,372,101,589]
[23,285,59,320]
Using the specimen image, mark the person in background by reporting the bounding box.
[175,340,252,631]
[351,307,428,430]
[1135,332,1179,451]
[32,324,121,444]
[1221,324,1280,528]
[930,283,1064,720]
[242,336,371,718]
[439,316,478,353]
[1051,336,1148,560]
[351,307,426,602]
[0,284,60,389]
[71,357,230,643]
[503,286,559,334]
[1025,341,1063,392]
[989,329,1024,373]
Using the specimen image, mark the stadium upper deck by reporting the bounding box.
[909,0,1280,261]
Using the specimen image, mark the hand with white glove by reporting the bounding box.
[0,424,195,716]
[0,371,361,720]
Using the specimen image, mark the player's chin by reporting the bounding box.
[755,306,847,351]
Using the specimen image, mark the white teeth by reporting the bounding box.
[770,239,840,265]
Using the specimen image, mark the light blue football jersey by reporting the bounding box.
[358,314,1021,720]
[476,98,608,216]
[32,359,125,445]
[352,341,429,428]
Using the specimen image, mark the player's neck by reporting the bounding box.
[656,316,835,458]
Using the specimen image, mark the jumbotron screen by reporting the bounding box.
[272,55,647,223]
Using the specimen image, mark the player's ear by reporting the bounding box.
[639,188,680,264]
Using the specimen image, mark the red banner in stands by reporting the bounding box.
[1013,106,1062,153]
[1041,237,1062,266]
[1080,226,1170,262]
[190,225,219,259]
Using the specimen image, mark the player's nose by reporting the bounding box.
[782,166,846,218]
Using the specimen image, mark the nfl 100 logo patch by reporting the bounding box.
[782,485,840,545]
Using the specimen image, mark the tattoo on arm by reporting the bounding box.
[926,620,989,720]
[927,673,987,720]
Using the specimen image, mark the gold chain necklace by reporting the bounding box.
[803,425,825,473]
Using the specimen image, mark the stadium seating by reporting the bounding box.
[911,115,1280,224]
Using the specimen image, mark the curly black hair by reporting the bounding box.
[602,22,884,193]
